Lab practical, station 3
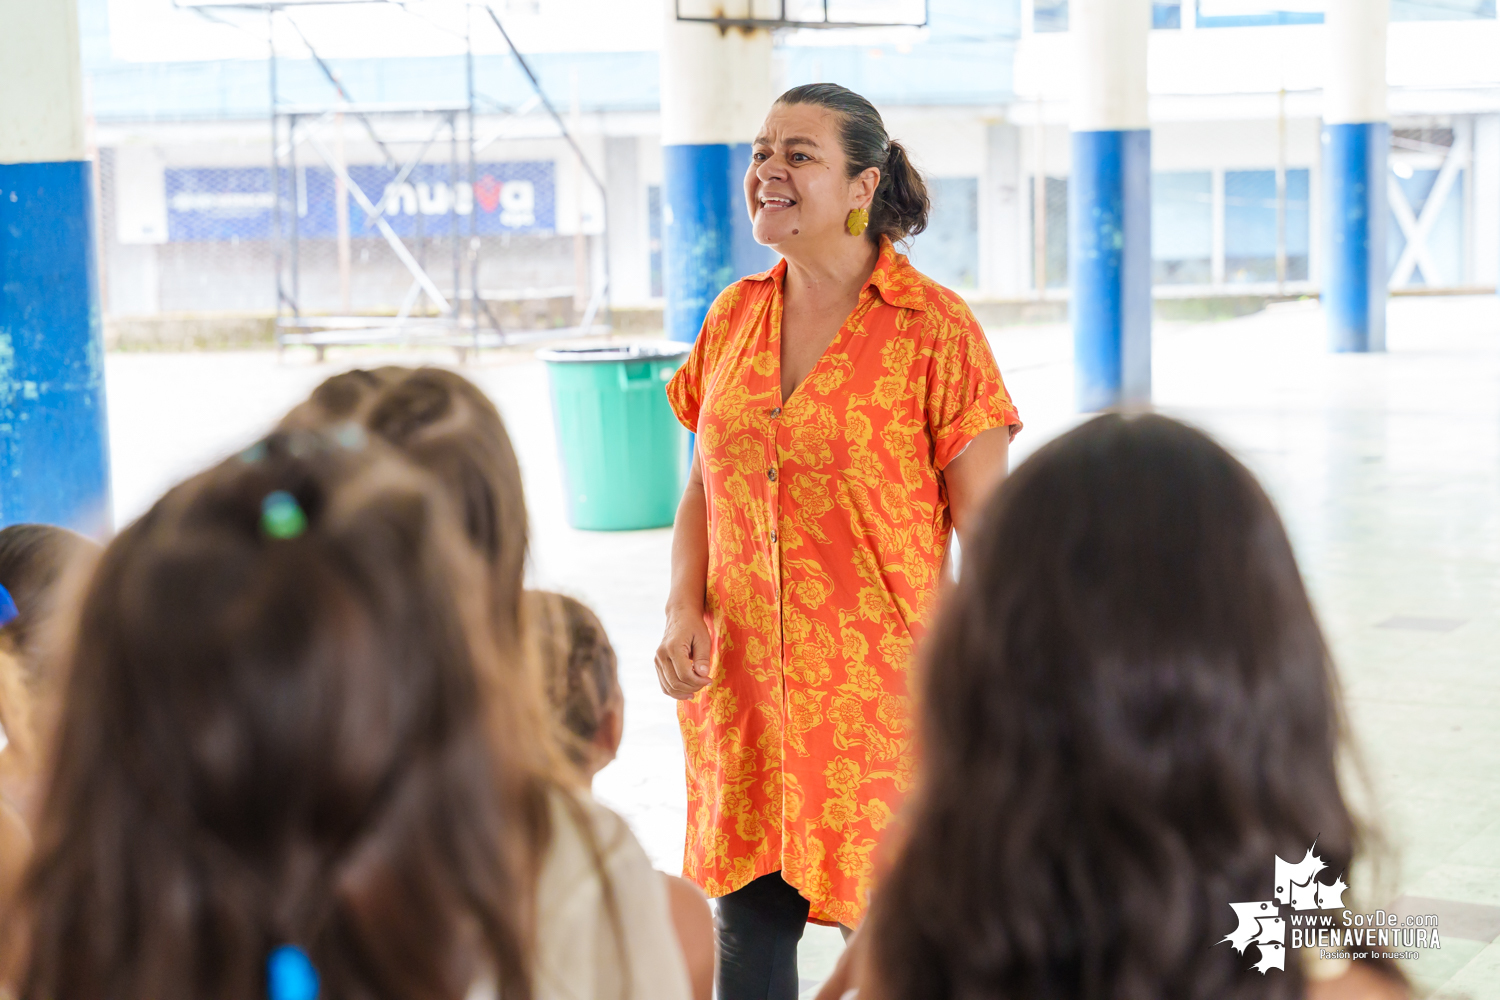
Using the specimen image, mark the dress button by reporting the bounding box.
[769,406,782,419]
[770,530,778,544]
[767,467,777,482]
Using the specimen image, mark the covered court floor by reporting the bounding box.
[107,294,1500,997]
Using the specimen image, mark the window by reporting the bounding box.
[1153,172,1212,284]
[1389,166,1466,287]
[648,184,663,299]
[1153,2,1183,28]
[1034,0,1069,32]
[906,177,978,290]
[1392,0,1495,19]
[1030,176,1069,289]
[1223,168,1309,283]
[1195,2,1323,28]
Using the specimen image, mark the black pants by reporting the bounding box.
[715,871,810,1000]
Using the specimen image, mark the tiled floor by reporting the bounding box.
[105,294,1500,997]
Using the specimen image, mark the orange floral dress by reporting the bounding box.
[665,237,1020,926]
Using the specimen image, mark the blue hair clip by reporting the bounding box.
[0,583,16,628]
[261,491,308,540]
[267,945,319,1000]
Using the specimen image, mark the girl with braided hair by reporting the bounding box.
[283,367,692,1000]
[523,589,716,1000]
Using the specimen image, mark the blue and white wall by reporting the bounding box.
[62,0,1500,331]
[1068,0,1152,410]
[659,1,777,343]
[1323,0,1389,353]
[0,0,112,532]
[1015,4,1500,305]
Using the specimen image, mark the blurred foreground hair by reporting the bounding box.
[282,368,628,987]
[865,413,1398,1000]
[11,431,536,1000]
[0,524,99,686]
[282,367,528,659]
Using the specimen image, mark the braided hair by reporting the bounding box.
[523,591,619,770]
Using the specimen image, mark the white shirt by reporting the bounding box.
[533,790,692,1000]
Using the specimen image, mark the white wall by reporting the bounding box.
[883,107,989,178]
[1153,118,1321,171]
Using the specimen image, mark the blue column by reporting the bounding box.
[1070,130,1152,411]
[0,0,112,532]
[1323,123,1389,353]
[662,143,772,343]
[660,3,775,344]
[1322,1,1389,353]
[1068,0,1152,411]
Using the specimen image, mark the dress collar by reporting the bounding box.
[864,235,928,309]
[744,236,927,310]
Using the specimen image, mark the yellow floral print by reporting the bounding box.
[667,236,1020,926]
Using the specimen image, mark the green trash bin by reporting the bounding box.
[539,342,692,531]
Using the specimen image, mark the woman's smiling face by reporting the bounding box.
[745,102,876,252]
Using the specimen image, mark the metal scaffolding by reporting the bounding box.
[179,0,612,360]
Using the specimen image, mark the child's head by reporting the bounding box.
[16,430,536,1000]
[0,646,33,785]
[868,413,1372,999]
[0,524,100,686]
[283,368,528,655]
[523,591,622,782]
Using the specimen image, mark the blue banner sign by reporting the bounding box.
[164,160,556,242]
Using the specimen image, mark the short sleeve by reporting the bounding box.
[665,331,709,434]
[925,296,1022,471]
[665,284,737,432]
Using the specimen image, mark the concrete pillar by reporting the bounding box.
[605,136,648,306]
[0,0,112,532]
[1322,0,1388,353]
[660,1,776,343]
[980,122,1025,298]
[1069,0,1152,411]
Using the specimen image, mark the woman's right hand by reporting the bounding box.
[658,454,713,701]
[655,603,713,700]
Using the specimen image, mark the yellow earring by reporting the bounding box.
[845,207,869,237]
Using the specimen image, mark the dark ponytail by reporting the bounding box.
[776,82,930,244]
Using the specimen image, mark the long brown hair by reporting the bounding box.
[0,524,99,687]
[284,369,630,990]
[282,368,529,660]
[865,414,1396,1000]
[13,431,536,1000]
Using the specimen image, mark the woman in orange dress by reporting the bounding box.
[655,83,1021,1000]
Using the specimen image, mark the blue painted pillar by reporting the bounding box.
[661,2,776,343]
[1069,0,1152,412]
[1322,0,1388,353]
[0,0,112,533]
